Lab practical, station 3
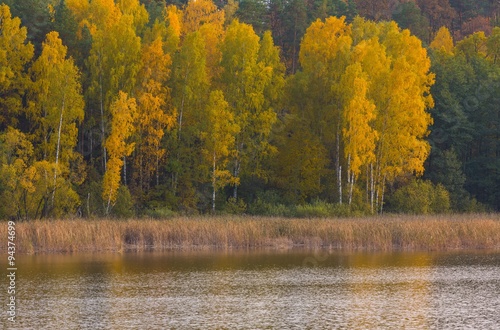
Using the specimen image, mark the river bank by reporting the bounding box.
[2,214,500,254]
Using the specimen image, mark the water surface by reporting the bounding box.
[5,250,500,329]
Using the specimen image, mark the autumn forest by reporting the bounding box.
[1,0,499,219]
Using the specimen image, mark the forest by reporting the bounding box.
[0,0,499,220]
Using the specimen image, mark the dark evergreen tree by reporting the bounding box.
[236,0,269,35]
[5,0,53,55]
[426,148,469,210]
[392,2,430,44]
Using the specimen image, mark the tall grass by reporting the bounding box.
[2,214,500,254]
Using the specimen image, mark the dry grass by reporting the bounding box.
[2,214,500,254]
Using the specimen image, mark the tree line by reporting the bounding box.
[0,0,499,219]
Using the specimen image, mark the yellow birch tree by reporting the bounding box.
[202,90,240,212]
[0,4,34,128]
[220,20,283,199]
[103,91,137,213]
[341,63,377,206]
[28,31,85,216]
[134,36,175,198]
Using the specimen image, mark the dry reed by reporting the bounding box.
[2,214,500,254]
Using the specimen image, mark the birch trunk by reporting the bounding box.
[212,152,217,213]
[51,92,66,208]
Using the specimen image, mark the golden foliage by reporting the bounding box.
[430,26,454,54]
[103,92,137,208]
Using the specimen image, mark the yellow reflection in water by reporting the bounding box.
[345,252,433,328]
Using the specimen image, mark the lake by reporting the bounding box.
[4,250,500,329]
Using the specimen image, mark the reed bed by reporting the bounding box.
[2,214,500,254]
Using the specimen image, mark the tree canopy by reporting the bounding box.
[1,0,499,218]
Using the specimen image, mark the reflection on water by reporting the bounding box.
[5,250,500,329]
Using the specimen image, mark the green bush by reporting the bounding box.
[79,180,105,218]
[388,180,451,214]
[248,199,291,217]
[431,183,451,213]
[294,200,351,218]
[112,185,135,218]
[460,197,488,213]
[248,191,292,217]
[143,207,177,219]
[248,194,356,218]
[295,201,331,218]
[222,197,247,215]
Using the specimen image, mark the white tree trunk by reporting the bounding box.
[212,153,217,213]
[51,92,66,208]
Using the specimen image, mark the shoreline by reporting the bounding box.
[2,214,500,254]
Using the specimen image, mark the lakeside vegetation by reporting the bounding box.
[3,214,500,254]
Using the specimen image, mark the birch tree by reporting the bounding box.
[29,31,84,215]
[133,36,175,198]
[0,4,34,128]
[103,91,137,213]
[202,90,240,212]
[220,20,283,199]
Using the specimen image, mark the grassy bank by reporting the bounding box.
[2,214,500,254]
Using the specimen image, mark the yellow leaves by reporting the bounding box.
[165,5,183,39]
[457,31,487,60]
[199,22,224,80]
[0,128,34,164]
[258,31,286,104]
[221,20,260,74]
[294,14,435,207]
[68,0,122,37]
[219,19,282,182]
[135,36,175,183]
[87,6,142,124]
[374,55,432,182]
[87,0,122,32]
[0,20,83,217]
[103,91,137,205]
[430,26,454,54]
[299,16,352,77]
[181,0,224,80]
[33,31,67,70]
[0,127,80,218]
[140,38,171,93]
[0,128,36,192]
[202,90,239,202]
[102,156,123,206]
[106,92,137,159]
[205,90,240,159]
[183,0,224,35]
[0,4,34,126]
[213,169,239,190]
[66,0,89,22]
[29,31,84,167]
[0,4,33,69]
[116,0,149,33]
[341,64,377,177]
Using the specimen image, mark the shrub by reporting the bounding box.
[294,200,351,218]
[389,180,451,214]
[461,197,488,213]
[248,191,292,217]
[143,207,177,219]
[248,199,291,217]
[112,185,135,218]
[431,183,451,213]
[222,197,247,215]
